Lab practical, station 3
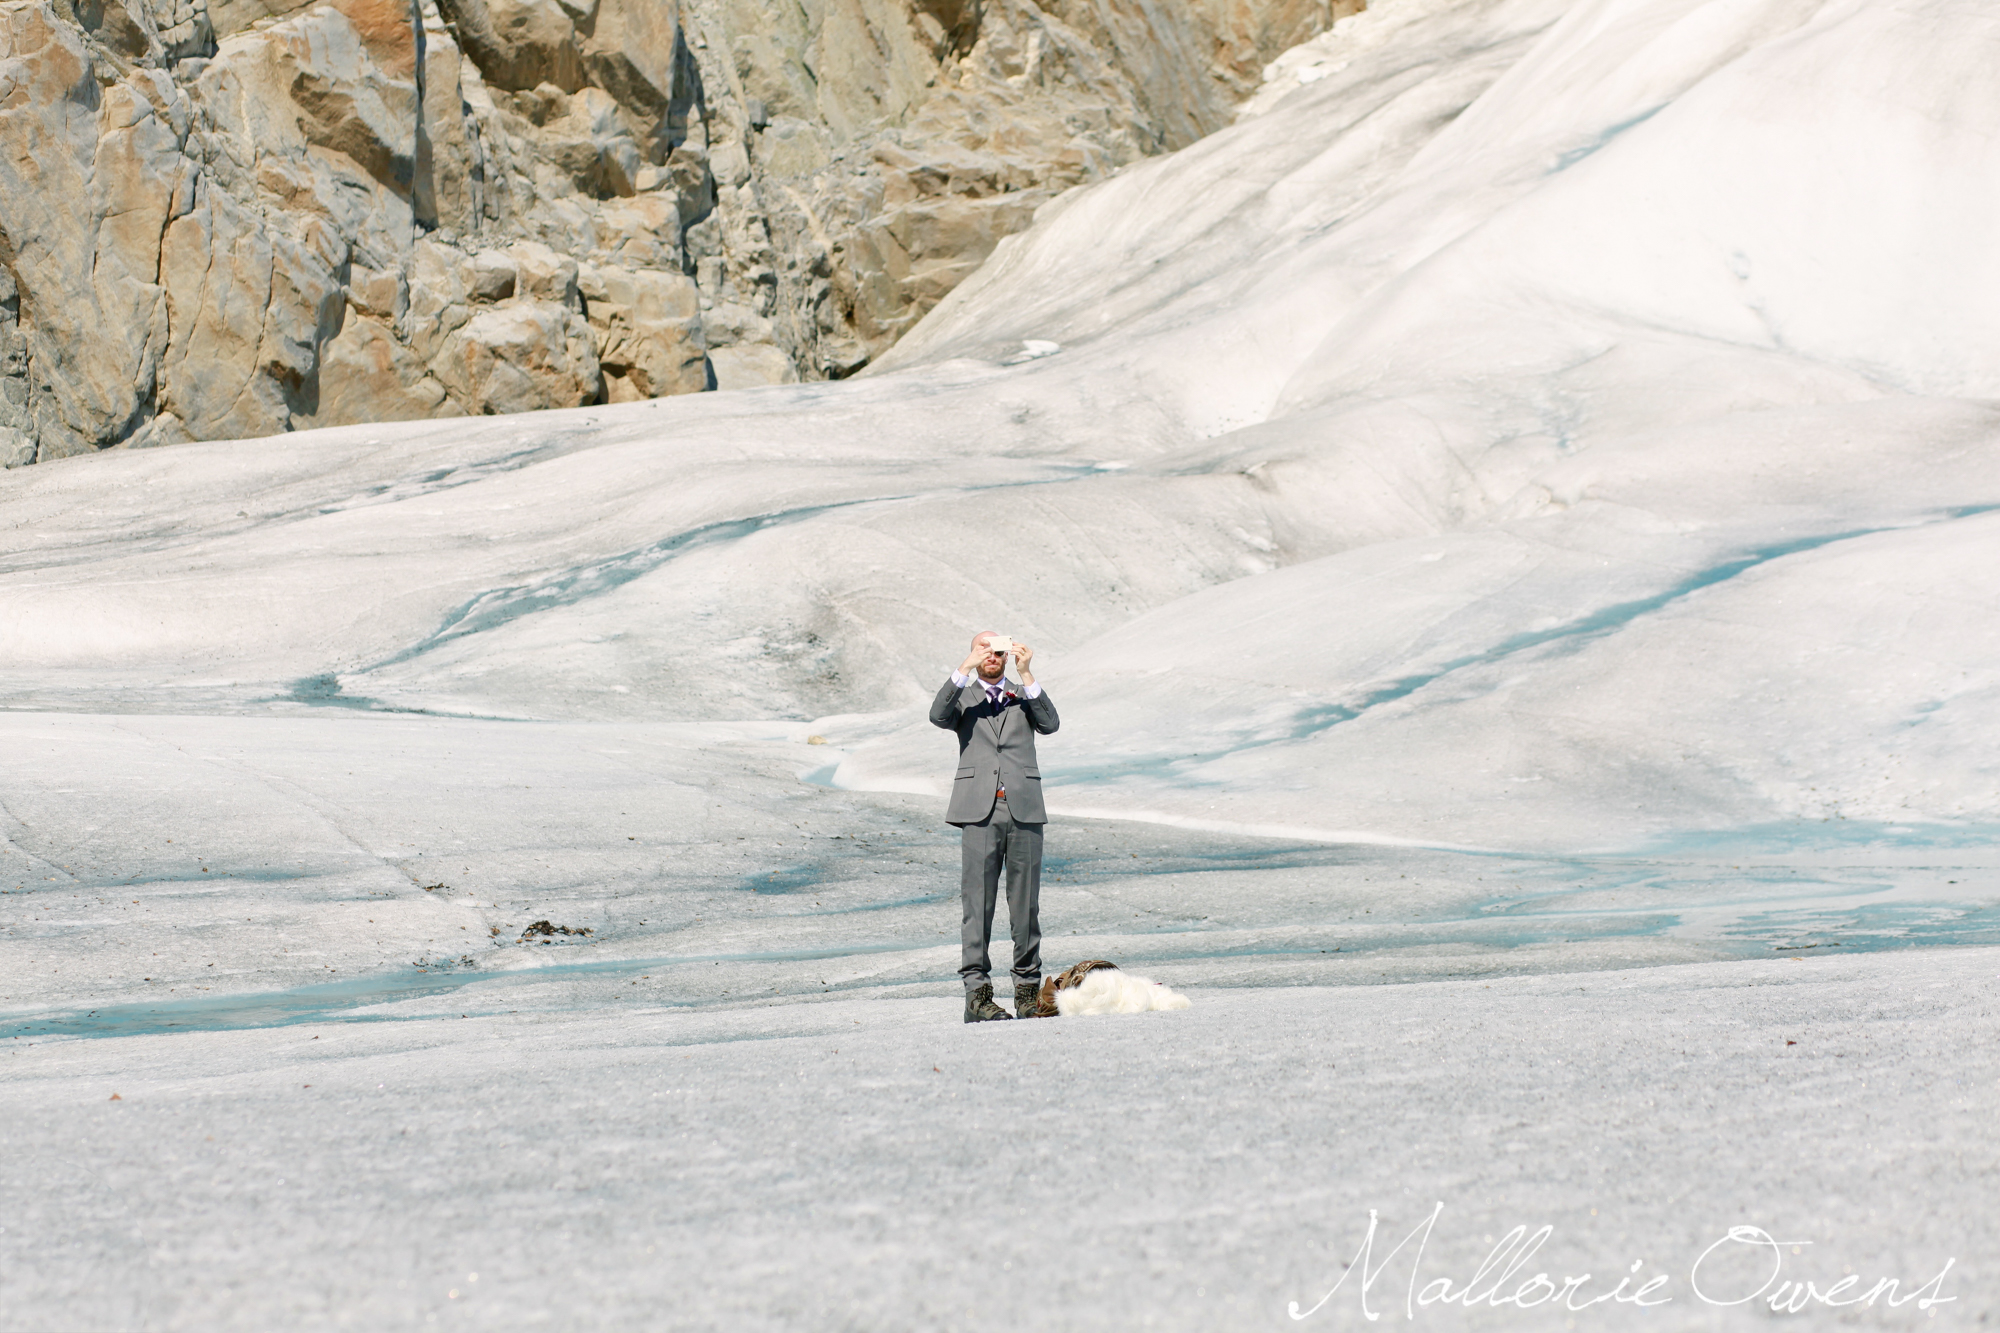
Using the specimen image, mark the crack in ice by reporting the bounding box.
[291,465,1115,708]
[1063,505,2000,784]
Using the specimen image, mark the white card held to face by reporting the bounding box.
[982,636,1014,655]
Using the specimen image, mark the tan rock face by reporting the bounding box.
[0,0,1355,461]
[680,0,1359,378]
[0,0,711,461]
[0,7,178,459]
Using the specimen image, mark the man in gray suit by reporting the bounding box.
[930,630,1060,1023]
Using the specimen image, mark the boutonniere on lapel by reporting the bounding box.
[979,687,1021,717]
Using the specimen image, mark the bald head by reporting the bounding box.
[969,630,1008,682]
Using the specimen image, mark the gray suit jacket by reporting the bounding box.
[929,677,1059,825]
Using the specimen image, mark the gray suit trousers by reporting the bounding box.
[959,797,1043,992]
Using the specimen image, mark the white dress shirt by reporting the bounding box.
[951,670,1041,699]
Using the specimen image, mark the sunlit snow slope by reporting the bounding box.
[5,0,1998,853]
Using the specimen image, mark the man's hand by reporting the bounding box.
[958,643,994,676]
[1013,641,1035,685]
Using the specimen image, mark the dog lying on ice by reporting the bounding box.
[1029,959,1191,1017]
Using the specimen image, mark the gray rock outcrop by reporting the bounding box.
[0,0,1357,463]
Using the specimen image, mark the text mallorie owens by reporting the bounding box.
[1288,1204,1955,1320]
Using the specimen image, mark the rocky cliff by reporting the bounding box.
[0,0,1354,464]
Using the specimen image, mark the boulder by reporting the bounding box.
[503,240,580,305]
[303,307,457,426]
[578,263,705,400]
[576,0,682,146]
[431,299,601,413]
[530,85,644,197]
[404,238,474,362]
[469,249,519,302]
[707,343,795,390]
[158,184,346,440]
[430,0,582,92]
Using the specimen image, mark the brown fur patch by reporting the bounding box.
[1055,959,1120,989]
[1036,959,1119,1015]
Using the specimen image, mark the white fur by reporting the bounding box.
[1053,968,1192,1016]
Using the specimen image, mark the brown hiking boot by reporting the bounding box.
[1015,981,1051,1018]
[964,983,1013,1023]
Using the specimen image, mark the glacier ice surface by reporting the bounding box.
[3,0,1998,1325]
